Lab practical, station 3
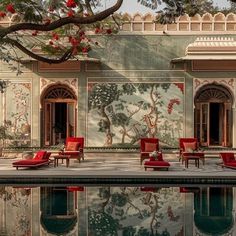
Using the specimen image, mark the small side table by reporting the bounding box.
[53,155,70,168]
[184,155,200,168]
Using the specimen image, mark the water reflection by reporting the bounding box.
[0,186,234,235]
[40,187,78,235]
[194,187,233,235]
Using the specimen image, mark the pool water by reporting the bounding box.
[0,186,233,235]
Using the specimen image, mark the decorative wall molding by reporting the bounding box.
[40,78,78,94]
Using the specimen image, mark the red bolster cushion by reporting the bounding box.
[34,151,47,160]
[183,142,196,152]
[144,142,157,152]
[66,142,80,151]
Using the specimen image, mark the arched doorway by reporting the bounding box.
[41,84,77,146]
[194,84,233,147]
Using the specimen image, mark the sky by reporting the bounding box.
[103,0,231,14]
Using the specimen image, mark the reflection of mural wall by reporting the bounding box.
[0,187,31,236]
[87,187,184,236]
[88,82,184,147]
[5,82,31,146]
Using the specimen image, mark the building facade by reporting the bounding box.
[1,12,236,149]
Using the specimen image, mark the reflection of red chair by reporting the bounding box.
[67,186,84,192]
[179,138,204,165]
[12,150,51,170]
[220,153,236,169]
[179,187,199,193]
[60,137,84,162]
[140,138,160,165]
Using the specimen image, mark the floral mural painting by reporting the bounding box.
[5,82,31,146]
[87,187,184,236]
[88,82,184,148]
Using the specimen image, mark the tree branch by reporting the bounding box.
[5,38,73,64]
[1,0,123,37]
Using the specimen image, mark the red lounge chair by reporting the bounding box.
[219,152,236,169]
[140,138,160,165]
[179,138,205,165]
[59,137,84,162]
[12,151,51,170]
[144,153,170,171]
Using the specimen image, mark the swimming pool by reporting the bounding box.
[0,185,234,235]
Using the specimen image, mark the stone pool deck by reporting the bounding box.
[0,152,236,186]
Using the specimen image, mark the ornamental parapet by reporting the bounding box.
[120,12,236,34]
[1,12,236,34]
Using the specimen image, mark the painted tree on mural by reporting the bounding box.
[88,82,183,147]
[88,83,119,146]
[0,0,234,70]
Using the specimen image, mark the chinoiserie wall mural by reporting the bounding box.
[87,82,184,148]
[5,82,31,147]
[87,187,184,236]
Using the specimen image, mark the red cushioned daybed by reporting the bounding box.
[219,152,236,169]
[144,154,170,171]
[12,150,51,170]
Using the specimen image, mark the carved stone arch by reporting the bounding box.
[179,14,189,21]
[41,83,77,105]
[191,14,201,21]
[214,13,225,21]
[226,13,236,21]
[202,13,213,21]
[123,13,132,21]
[143,13,153,21]
[133,13,142,21]
[194,83,233,104]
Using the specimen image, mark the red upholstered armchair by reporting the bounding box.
[140,138,160,165]
[60,137,84,162]
[179,138,204,165]
[220,152,236,169]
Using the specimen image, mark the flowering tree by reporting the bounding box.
[0,0,234,67]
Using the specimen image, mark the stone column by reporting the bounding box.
[185,76,194,137]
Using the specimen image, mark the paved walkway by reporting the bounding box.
[0,153,236,186]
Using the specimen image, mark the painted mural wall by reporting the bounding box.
[5,82,31,147]
[87,82,184,148]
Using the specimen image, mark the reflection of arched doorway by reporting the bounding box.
[40,187,77,235]
[194,84,233,147]
[194,187,233,235]
[41,84,77,146]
